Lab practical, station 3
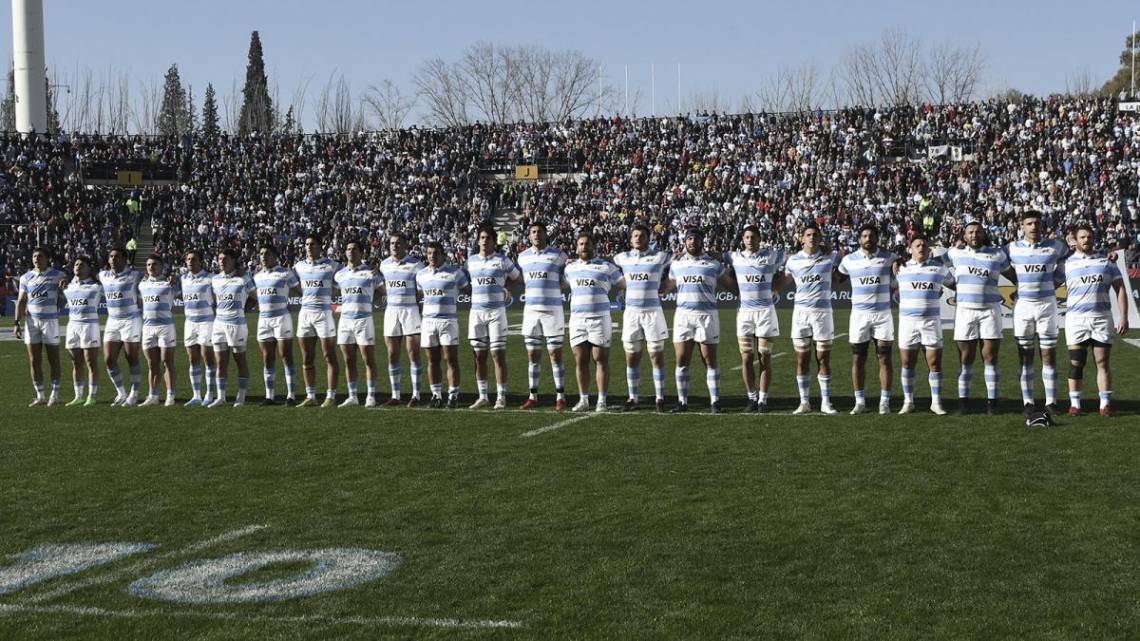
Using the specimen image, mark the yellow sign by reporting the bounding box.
[116,171,144,186]
[515,165,539,180]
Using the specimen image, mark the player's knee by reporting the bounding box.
[622,340,642,355]
[851,341,870,357]
[875,342,893,357]
[545,337,563,350]
[1067,348,1087,379]
[815,340,832,351]
[792,337,812,352]
[755,338,773,355]
[646,340,665,354]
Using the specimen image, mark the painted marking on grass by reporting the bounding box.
[24,524,268,604]
[731,351,786,371]
[520,413,597,438]
[0,603,524,630]
[1124,338,1140,349]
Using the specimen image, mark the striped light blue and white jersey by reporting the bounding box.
[785,250,840,310]
[294,258,342,312]
[98,267,142,321]
[253,266,299,319]
[212,272,254,326]
[334,264,381,320]
[180,270,215,323]
[1007,238,1068,302]
[613,249,671,311]
[19,267,67,320]
[466,253,520,311]
[1064,251,1123,317]
[416,264,469,320]
[944,245,1010,309]
[65,279,103,324]
[728,247,783,309]
[139,277,177,327]
[897,259,953,319]
[379,256,424,310]
[518,246,568,312]
[564,258,623,315]
[671,253,725,313]
[839,249,897,312]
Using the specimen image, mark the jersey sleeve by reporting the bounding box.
[608,262,623,284]
[288,270,301,288]
[714,259,726,278]
[506,259,521,280]
[837,254,851,275]
[456,268,470,289]
[18,274,29,294]
[1108,260,1123,283]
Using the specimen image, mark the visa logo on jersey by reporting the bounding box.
[628,273,650,281]
[1021,265,1047,273]
[258,288,278,296]
[424,288,445,297]
[574,278,598,288]
[475,277,497,286]
[70,298,90,306]
[303,280,324,288]
[387,281,407,289]
[966,267,991,278]
[1079,275,1104,284]
[528,271,548,280]
[857,276,881,285]
[744,275,767,283]
[910,282,936,290]
[681,275,703,284]
[143,295,161,303]
[343,287,364,295]
[800,274,821,284]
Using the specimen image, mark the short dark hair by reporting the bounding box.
[1073,223,1095,238]
[529,220,547,230]
[802,222,820,233]
[184,249,203,263]
[218,248,239,263]
[388,232,408,243]
[304,232,322,245]
[741,224,761,237]
[476,223,496,239]
[344,238,365,252]
[425,240,444,254]
[145,253,163,264]
[630,223,651,236]
[908,234,928,245]
[858,223,879,238]
[1021,209,1043,222]
[31,246,52,259]
[258,243,278,257]
[74,255,92,267]
[108,246,127,256]
[577,231,594,243]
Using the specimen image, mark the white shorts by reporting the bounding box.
[23,317,60,345]
[569,314,613,348]
[898,316,943,349]
[849,310,895,344]
[337,316,376,346]
[736,307,779,339]
[790,307,835,342]
[622,308,669,344]
[104,317,143,344]
[1013,299,1059,345]
[184,320,214,347]
[673,309,720,344]
[954,304,1003,341]
[468,308,509,350]
[383,307,422,338]
[1065,314,1115,347]
[257,314,295,342]
[142,324,177,349]
[211,322,249,352]
[423,317,461,348]
[65,322,100,349]
[521,308,565,347]
[297,309,336,339]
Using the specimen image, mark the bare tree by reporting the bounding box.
[290,74,313,133]
[925,42,986,104]
[131,75,161,134]
[840,30,926,107]
[221,76,240,133]
[362,79,416,130]
[414,57,470,127]
[512,45,611,122]
[315,71,361,133]
[457,42,517,123]
[754,63,822,112]
[840,42,881,107]
[1065,67,1096,97]
[687,88,728,114]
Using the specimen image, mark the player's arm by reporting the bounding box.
[1113,277,1130,335]
[12,283,27,339]
[833,255,849,284]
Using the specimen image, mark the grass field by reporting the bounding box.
[2,308,1140,640]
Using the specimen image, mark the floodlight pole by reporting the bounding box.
[11,0,48,134]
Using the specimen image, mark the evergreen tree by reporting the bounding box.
[1101,33,1139,97]
[157,63,190,135]
[201,83,220,137]
[282,105,297,133]
[44,73,59,133]
[237,31,274,134]
[186,84,198,132]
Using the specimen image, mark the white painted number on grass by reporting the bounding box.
[128,548,403,604]
[0,543,155,595]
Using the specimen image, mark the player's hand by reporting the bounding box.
[1118,319,1129,336]
[13,322,23,340]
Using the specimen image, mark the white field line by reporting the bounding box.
[731,351,787,371]
[24,525,268,604]
[0,602,524,630]
[1123,338,1140,349]
[520,413,597,438]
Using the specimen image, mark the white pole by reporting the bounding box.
[11,0,48,134]
[624,65,629,116]
[677,63,681,114]
[651,63,655,116]
[1132,19,1136,97]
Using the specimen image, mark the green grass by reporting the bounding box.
[1,309,1139,640]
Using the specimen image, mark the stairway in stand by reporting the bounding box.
[131,218,156,270]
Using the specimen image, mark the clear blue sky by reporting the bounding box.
[4,0,1136,128]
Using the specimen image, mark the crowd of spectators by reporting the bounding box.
[3,95,1140,300]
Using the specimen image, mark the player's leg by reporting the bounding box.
[211,345,230,406]
[82,346,100,405]
[875,339,893,414]
[186,343,203,405]
[362,342,379,407]
[572,341,592,411]
[123,337,142,405]
[444,344,461,408]
[259,338,278,403]
[488,311,510,409]
[1093,344,1113,416]
[523,311,544,406]
[546,314,567,407]
[925,346,945,415]
[1038,311,1059,412]
[981,338,1001,413]
[1066,342,1088,414]
[850,340,869,414]
[672,339,694,412]
[471,344,490,407]
[67,346,86,406]
[232,346,251,407]
[104,339,126,405]
[739,334,758,410]
[43,341,61,406]
[425,342,443,406]
[319,334,339,406]
[405,333,423,407]
[384,335,403,404]
[815,343,835,414]
[699,341,721,413]
[792,308,814,412]
[593,343,610,412]
[339,342,359,407]
[161,345,177,405]
[280,336,296,403]
[756,338,773,411]
[956,338,977,415]
[300,334,319,404]
[898,345,917,413]
[142,345,162,405]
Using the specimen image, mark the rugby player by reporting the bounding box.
[99,247,144,407]
[209,249,254,407]
[613,223,672,412]
[62,256,102,406]
[294,233,342,407]
[416,241,470,408]
[838,224,897,415]
[894,235,955,414]
[465,224,522,409]
[725,226,784,413]
[14,247,67,406]
[564,232,624,412]
[138,254,178,406]
[517,221,569,410]
[253,244,300,405]
[784,224,840,415]
[669,229,731,414]
[181,251,217,407]
[378,233,425,407]
[334,240,383,407]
